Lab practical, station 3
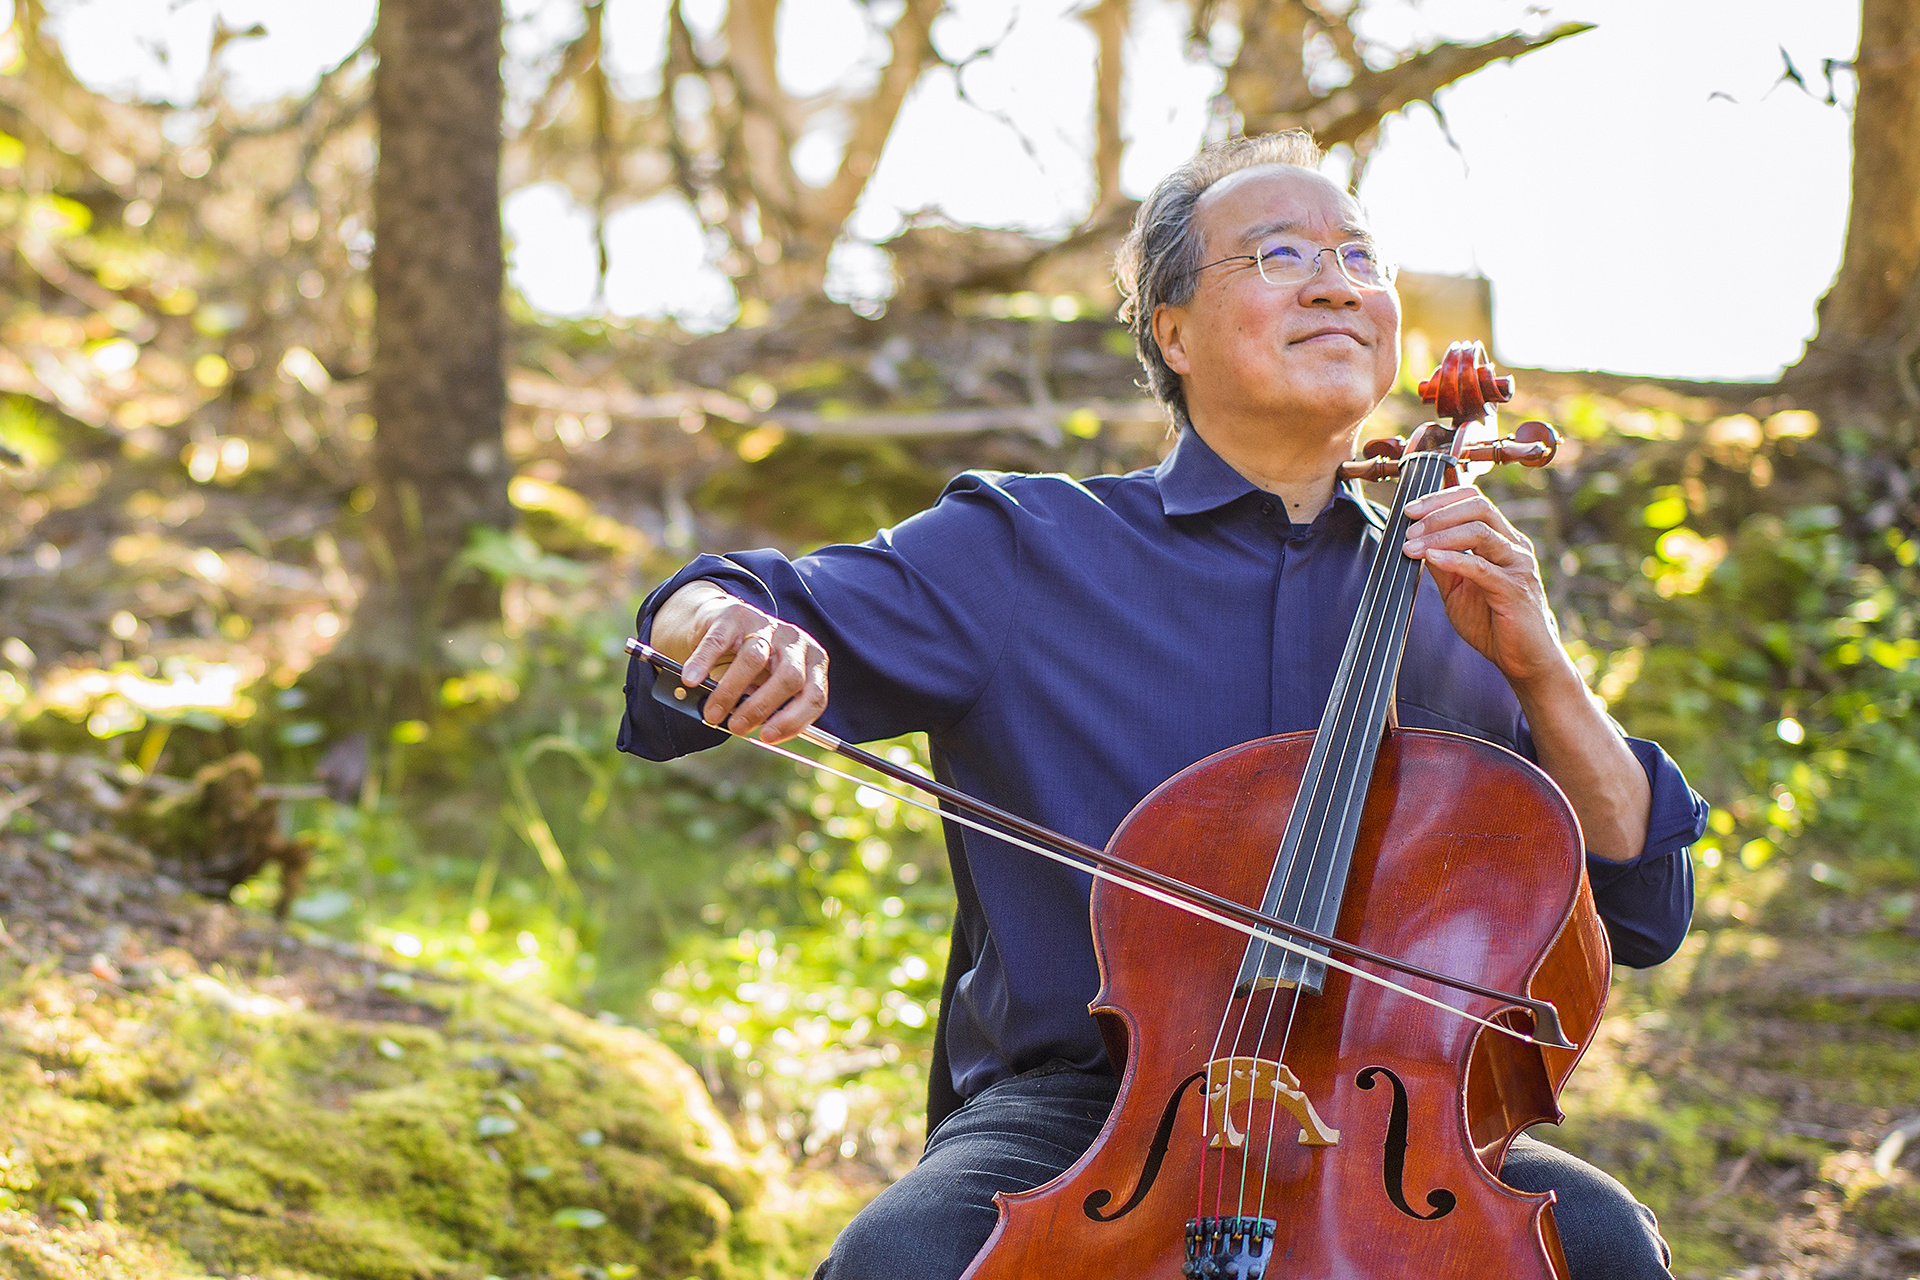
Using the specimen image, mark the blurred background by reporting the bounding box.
[0,1,1917,1277]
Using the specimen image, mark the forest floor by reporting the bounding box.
[3,741,1918,1278]
[0,751,858,1280]
[1553,893,1920,1280]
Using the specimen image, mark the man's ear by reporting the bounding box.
[1153,303,1191,376]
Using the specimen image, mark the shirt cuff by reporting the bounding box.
[614,555,781,761]
[1584,735,1708,968]
[1586,736,1710,879]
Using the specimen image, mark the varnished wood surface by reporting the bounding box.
[963,728,1605,1280]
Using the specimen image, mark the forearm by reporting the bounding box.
[1512,656,1651,864]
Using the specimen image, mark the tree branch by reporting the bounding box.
[802,0,945,238]
[1250,23,1594,146]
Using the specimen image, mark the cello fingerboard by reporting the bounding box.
[1234,450,1450,997]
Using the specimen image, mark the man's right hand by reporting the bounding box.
[649,582,829,744]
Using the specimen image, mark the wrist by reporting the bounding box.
[1508,648,1597,723]
[654,581,737,661]
[688,583,743,628]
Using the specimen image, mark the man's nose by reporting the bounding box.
[1303,248,1362,306]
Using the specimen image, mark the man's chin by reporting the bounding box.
[1279,368,1389,420]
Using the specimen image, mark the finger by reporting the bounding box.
[1420,546,1501,590]
[756,659,829,743]
[1400,484,1474,520]
[1421,547,1531,597]
[725,648,807,735]
[683,609,754,685]
[731,631,821,731]
[1405,520,1532,569]
[704,628,774,725]
[1405,488,1525,547]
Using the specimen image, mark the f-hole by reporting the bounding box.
[1356,1066,1456,1222]
[1083,1070,1207,1222]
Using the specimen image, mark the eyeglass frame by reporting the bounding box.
[1194,240,1397,292]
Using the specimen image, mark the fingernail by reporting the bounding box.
[1404,539,1423,554]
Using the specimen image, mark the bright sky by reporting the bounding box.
[37,0,1861,379]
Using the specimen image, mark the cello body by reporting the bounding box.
[961,727,1610,1279]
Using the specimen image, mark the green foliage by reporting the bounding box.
[200,549,961,1179]
[697,430,950,550]
[278,667,953,1178]
[646,743,950,1174]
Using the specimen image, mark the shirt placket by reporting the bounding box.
[1265,497,1299,735]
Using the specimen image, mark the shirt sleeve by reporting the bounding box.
[616,471,1026,761]
[1586,736,1707,969]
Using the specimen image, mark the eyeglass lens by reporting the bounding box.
[1255,238,1392,289]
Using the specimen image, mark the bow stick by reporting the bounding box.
[627,639,1576,1051]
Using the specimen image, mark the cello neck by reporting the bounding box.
[1234,451,1452,996]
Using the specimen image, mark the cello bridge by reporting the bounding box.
[1203,1056,1340,1149]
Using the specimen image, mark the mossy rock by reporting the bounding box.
[0,946,852,1279]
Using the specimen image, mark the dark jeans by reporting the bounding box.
[815,1068,1670,1280]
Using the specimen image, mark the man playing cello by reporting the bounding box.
[620,131,1706,1280]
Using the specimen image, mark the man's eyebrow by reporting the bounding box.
[1238,218,1375,246]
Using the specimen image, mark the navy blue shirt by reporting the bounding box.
[619,428,1707,1100]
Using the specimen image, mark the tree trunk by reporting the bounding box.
[1792,0,1920,420]
[1084,0,1131,213]
[1781,0,1920,537]
[362,0,509,677]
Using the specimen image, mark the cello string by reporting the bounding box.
[1198,454,1434,1219]
[1245,451,1447,1223]
[1294,452,1446,988]
[1286,449,1441,983]
[1218,491,1406,1214]
[1251,985,1302,1224]
[1254,450,1426,984]
[1230,450,1449,1220]
[1246,460,1439,1139]
[728,733,1541,1045]
[1298,451,1438,935]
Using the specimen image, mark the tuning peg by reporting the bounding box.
[1512,420,1558,467]
[1456,420,1560,469]
[1363,436,1407,460]
[1336,455,1402,482]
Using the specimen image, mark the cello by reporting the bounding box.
[633,343,1608,1279]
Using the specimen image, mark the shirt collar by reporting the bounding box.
[1153,427,1387,530]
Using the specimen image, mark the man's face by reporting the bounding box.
[1155,165,1401,436]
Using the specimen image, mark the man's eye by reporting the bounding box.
[1340,244,1380,267]
[1258,241,1308,263]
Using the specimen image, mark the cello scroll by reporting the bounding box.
[1339,342,1559,481]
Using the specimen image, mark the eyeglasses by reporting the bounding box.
[1196,238,1396,291]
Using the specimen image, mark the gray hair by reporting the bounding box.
[1115,130,1325,427]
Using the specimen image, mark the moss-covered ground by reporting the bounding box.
[1547,909,1920,1279]
[0,915,858,1280]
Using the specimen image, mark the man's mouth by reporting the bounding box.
[1292,329,1365,346]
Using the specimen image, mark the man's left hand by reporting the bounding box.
[1400,484,1568,689]
[1399,482,1653,862]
